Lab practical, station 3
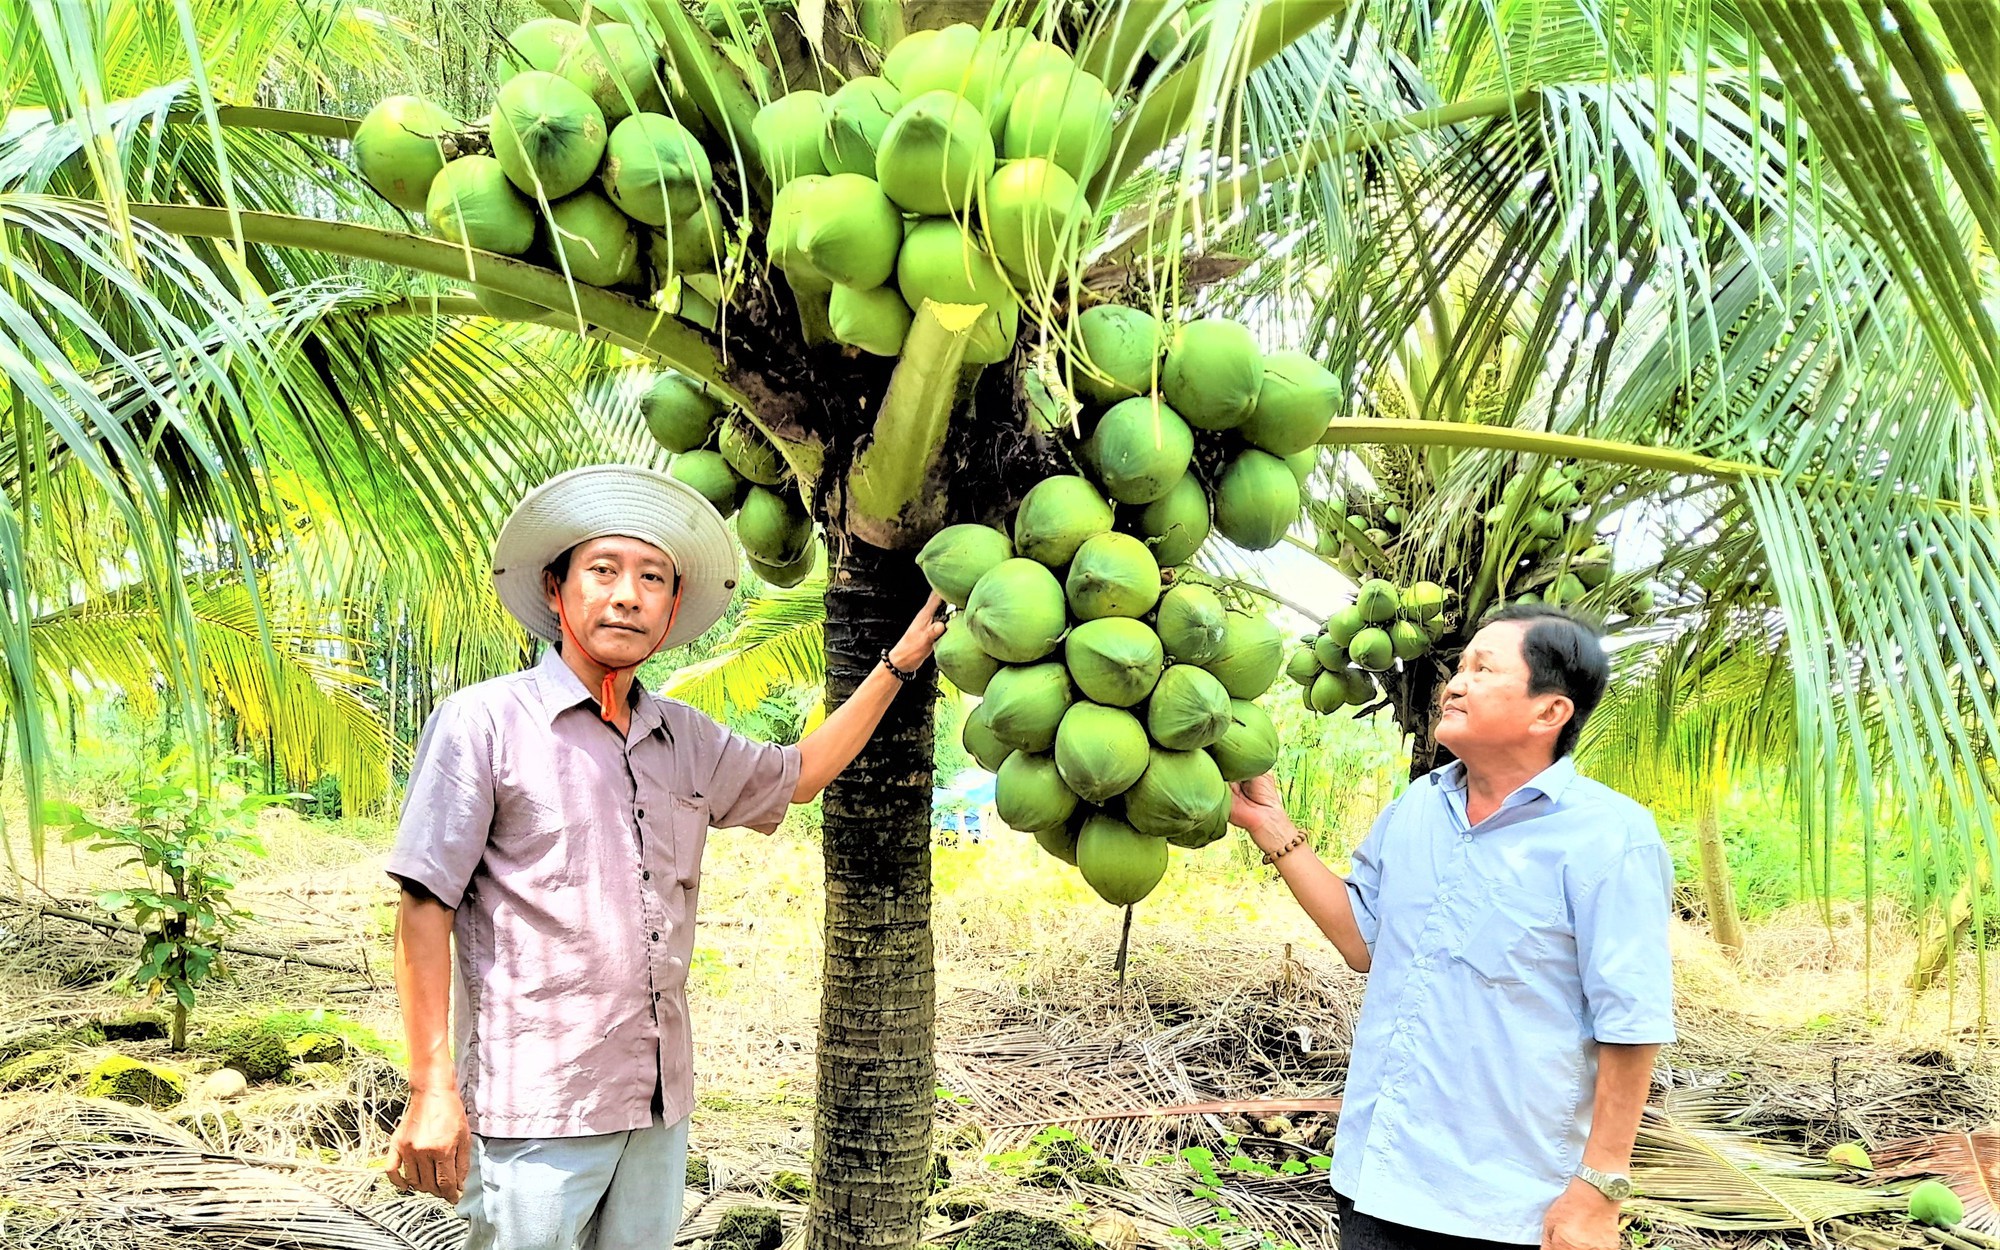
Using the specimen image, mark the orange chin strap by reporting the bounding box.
[556,574,685,721]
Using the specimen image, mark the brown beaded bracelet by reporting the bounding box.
[1262,830,1310,866]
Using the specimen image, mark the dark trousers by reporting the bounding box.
[1334,1193,1538,1250]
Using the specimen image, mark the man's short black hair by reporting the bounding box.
[543,545,575,588]
[1478,603,1609,758]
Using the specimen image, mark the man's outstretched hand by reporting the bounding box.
[888,590,948,673]
[1229,773,1296,853]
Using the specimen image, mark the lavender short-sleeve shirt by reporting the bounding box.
[386,649,801,1138]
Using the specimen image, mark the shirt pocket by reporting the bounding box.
[670,792,710,889]
[1456,881,1571,985]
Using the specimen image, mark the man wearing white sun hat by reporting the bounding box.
[381,464,945,1250]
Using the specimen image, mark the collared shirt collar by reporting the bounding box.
[531,647,666,739]
[1427,755,1579,811]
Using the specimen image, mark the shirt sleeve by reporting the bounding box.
[1575,824,1678,1045]
[1344,800,1396,951]
[384,697,496,910]
[695,720,803,834]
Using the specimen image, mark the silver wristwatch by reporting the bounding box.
[1575,1164,1633,1201]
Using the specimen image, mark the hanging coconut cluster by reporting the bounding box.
[754,22,1115,360]
[1288,579,1448,716]
[917,475,1283,908]
[1055,304,1332,561]
[634,369,820,587]
[351,14,728,325]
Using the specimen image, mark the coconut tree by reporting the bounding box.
[11,1,2000,1247]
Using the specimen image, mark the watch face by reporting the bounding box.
[1604,1176,1634,1201]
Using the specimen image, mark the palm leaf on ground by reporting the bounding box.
[1874,1128,2000,1233]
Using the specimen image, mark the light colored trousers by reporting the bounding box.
[458,1114,690,1250]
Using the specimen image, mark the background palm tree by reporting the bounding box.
[8,0,2000,1245]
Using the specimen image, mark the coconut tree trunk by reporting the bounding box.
[810,537,938,1250]
[1401,652,1455,780]
[1910,874,1976,991]
[1695,767,1745,956]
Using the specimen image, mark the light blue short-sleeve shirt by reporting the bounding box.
[1331,757,1675,1243]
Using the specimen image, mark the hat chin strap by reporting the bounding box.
[555,576,685,722]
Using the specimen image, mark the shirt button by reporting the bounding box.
[650,931,660,942]
[637,808,646,819]
[642,870,652,881]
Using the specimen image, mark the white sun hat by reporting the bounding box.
[491,464,739,650]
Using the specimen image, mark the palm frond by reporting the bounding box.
[659,578,828,720]
[1874,1128,2000,1233]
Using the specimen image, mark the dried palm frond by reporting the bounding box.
[1874,1127,2000,1233]
[0,1097,462,1250]
[1629,1098,1906,1233]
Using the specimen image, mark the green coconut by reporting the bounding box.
[354,95,457,212]
[918,524,1015,607]
[1545,572,1587,607]
[965,558,1068,662]
[1164,319,1263,431]
[959,28,1042,136]
[1002,67,1115,183]
[490,71,608,199]
[499,18,582,78]
[546,189,638,286]
[1065,532,1161,621]
[1349,627,1394,672]
[984,158,1085,283]
[1087,396,1194,506]
[719,421,788,486]
[655,197,727,275]
[1146,663,1233,750]
[883,23,980,98]
[1241,349,1338,456]
[602,113,711,226]
[640,371,721,453]
[1825,1142,1872,1170]
[1308,670,1345,714]
[1339,667,1377,705]
[829,282,914,356]
[1202,610,1283,700]
[821,76,903,177]
[1000,39,1075,95]
[1034,822,1080,864]
[1287,646,1321,686]
[1054,704,1151,803]
[1075,813,1168,906]
[1355,579,1400,623]
[895,219,1018,364]
[766,174,830,280]
[1014,475,1114,568]
[426,155,537,254]
[1155,583,1226,664]
[936,615,1001,694]
[1069,304,1164,404]
[669,450,744,515]
[876,90,994,216]
[501,19,664,123]
[1129,473,1211,567]
[1166,790,1232,850]
[1285,447,1317,487]
[1065,617,1166,707]
[1312,632,1346,670]
[1909,1180,1964,1228]
[748,545,816,588]
[1389,619,1430,662]
[1214,450,1300,551]
[1528,507,1566,541]
[961,702,1012,772]
[1209,698,1278,781]
[752,90,831,187]
[1124,747,1227,840]
[1402,580,1447,620]
[995,751,1079,832]
[981,661,1075,753]
[797,173,902,289]
[736,485,814,565]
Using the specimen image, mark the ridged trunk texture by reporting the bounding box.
[809,537,937,1250]
[1694,785,1746,957]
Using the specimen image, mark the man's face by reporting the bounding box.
[543,535,678,667]
[1434,620,1570,761]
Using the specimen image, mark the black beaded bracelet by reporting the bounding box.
[881,648,919,683]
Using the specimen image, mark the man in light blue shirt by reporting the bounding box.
[1231,605,1674,1250]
